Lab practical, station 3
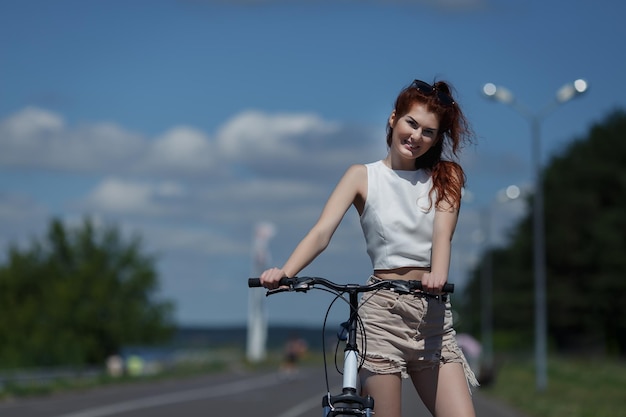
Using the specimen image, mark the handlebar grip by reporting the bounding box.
[411,280,454,293]
[248,278,262,287]
[248,277,293,288]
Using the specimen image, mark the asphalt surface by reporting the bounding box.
[0,367,527,417]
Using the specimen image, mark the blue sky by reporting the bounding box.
[1,0,624,327]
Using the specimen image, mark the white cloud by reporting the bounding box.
[139,126,215,174]
[0,106,64,138]
[82,177,188,216]
[0,107,146,171]
[216,110,340,160]
[0,107,351,179]
[84,178,154,214]
[0,107,63,166]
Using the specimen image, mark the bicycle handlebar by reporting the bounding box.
[248,276,454,294]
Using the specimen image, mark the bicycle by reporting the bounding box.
[248,276,454,417]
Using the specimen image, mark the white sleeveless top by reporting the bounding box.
[359,160,435,270]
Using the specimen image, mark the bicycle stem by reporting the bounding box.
[343,290,360,390]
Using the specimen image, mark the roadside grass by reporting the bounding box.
[0,347,243,400]
[0,360,231,400]
[0,347,325,401]
[482,355,626,417]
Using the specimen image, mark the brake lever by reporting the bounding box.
[388,280,412,295]
[266,281,312,296]
[292,278,314,292]
[266,287,291,296]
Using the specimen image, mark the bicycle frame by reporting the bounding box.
[248,276,453,417]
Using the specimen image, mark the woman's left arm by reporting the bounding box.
[422,207,459,293]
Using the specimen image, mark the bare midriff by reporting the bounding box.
[373,266,431,281]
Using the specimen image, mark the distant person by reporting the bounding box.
[455,333,482,377]
[281,334,308,375]
[260,78,478,417]
[106,354,124,378]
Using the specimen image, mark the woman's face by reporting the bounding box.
[388,102,440,164]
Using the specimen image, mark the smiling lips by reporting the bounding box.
[403,139,419,151]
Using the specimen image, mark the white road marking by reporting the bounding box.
[52,373,283,417]
[275,391,327,417]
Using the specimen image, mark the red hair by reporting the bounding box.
[386,80,473,210]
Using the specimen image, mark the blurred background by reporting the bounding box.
[1,0,625,415]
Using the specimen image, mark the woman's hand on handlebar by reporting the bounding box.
[421,271,447,294]
[259,267,288,290]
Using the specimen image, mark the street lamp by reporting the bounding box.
[482,79,588,391]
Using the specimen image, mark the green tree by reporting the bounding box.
[460,109,626,356]
[543,110,626,354]
[0,217,175,368]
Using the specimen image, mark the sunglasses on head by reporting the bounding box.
[410,79,456,106]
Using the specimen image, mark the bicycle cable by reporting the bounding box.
[316,286,384,395]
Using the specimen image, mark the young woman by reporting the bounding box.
[260,79,478,417]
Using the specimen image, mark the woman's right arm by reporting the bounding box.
[260,164,366,289]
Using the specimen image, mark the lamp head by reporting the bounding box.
[556,79,588,103]
[482,83,514,104]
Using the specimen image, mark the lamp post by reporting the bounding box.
[247,222,276,363]
[481,79,588,391]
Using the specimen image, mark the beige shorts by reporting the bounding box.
[356,276,479,388]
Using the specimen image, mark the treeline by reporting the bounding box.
[0,219,175,369]
[459,109,626,356]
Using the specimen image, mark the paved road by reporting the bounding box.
[0,367,526,417]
